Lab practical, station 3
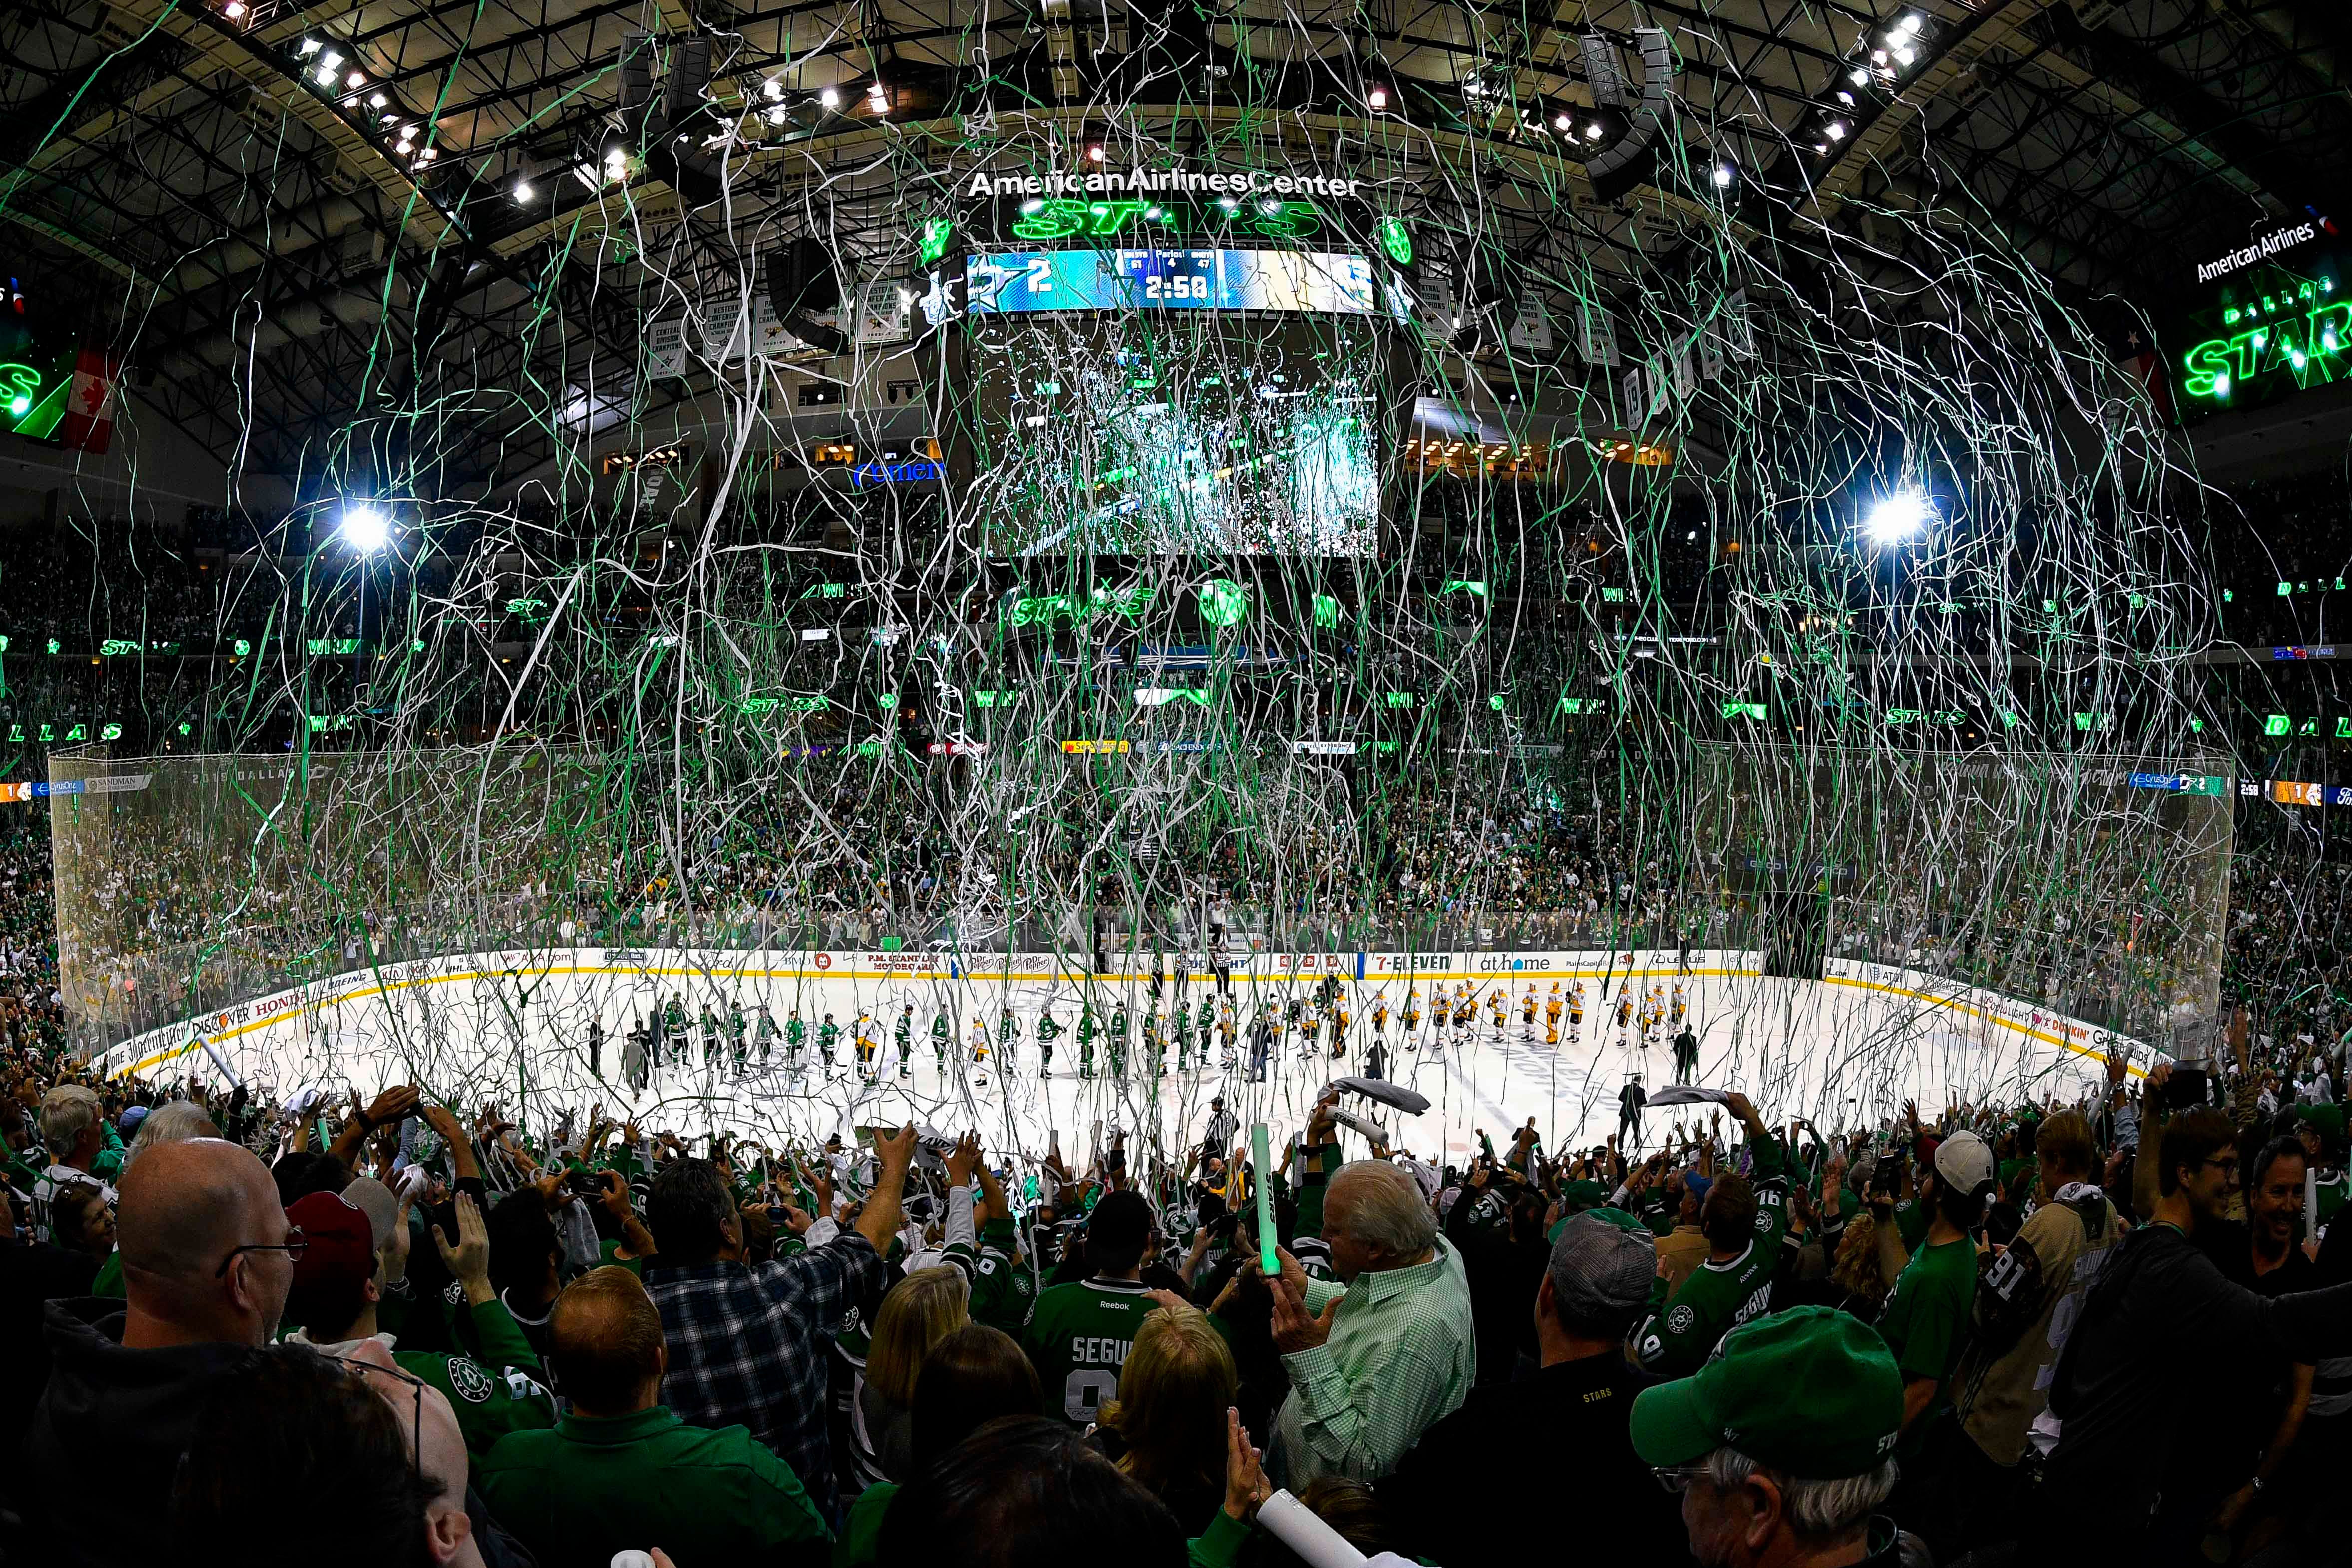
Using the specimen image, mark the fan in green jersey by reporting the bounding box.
[936,1135,1040,1338]
[1634,1091,1791,1377]
[1022,1190,1157,1427]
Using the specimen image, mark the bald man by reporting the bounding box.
[27,1138,299,1568]
[479,1266,831,1566]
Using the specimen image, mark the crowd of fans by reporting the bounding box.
[7,989,2352,1567]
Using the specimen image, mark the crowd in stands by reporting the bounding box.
[8,991,2352,1567]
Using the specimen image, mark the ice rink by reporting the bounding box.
[98,946,2135,1164]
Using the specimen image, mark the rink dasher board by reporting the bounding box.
[94,945,2146,1103]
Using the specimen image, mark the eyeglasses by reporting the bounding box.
[214,1225,307,1277]
[1654,1463,1708,1494]
[2200,1157,2241,1177]
[331,1352,425,1477]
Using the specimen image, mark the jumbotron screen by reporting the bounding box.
[964,308,1380,556]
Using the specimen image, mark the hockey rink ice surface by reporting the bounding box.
[98,947,2136,1163]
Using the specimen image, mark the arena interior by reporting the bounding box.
[5,0,2352,1563]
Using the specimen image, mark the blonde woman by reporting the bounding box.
[1092,1299,1238,1533]
[855,1265,970,1484]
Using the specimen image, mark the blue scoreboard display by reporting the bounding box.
[965,249,1377,315]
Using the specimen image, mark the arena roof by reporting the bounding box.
[2,0,2347,484]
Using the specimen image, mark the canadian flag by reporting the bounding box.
[58,348,118,455]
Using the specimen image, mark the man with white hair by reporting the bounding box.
[1262,1157,1475,1487]
[1632,1305,1910,1568]
[31,1084,116,1245]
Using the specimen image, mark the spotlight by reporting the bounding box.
[762,78,783,100]
[222,0,245,16]
[513,178,534,201]
[1826,120,1846,140]
[1553,111,1573,131]
[339,503,392,553]
[1861,488,1933,546]
[1585,122,1604,140]
[1087,143,1105,161]
[819,86,840,108]
[763,104,788,125]
[1836,90,1854,105]
[298,37,322,55]
[1712,164,1734,187]
[1893,45,1916,65]
[1893,13,1922,37]
[1367,84,1389,111]
[1850,67,1869,85]
[346,69,366,89]
[369,92,387,107]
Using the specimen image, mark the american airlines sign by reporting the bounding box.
[2195,221,2320,284]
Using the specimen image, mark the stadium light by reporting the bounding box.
[1861,488,1933,546]
[1712,164,1735,187]
[340,503,392,553]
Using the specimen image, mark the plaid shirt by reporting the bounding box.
[646,1231,882,1524]
[1268,1237,1475,1488]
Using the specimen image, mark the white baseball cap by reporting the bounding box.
[1933,1130,1996,1195]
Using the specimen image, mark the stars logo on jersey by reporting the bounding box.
[446,1357,494,1404]
[443,1280,466,1308]
[1667,1304,1696,1335]
[1754,1209,1774,1233]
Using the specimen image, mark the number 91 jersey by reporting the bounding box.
[1020,1276,1155,1427]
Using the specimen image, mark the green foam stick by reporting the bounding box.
[1252,1121,1276,1278]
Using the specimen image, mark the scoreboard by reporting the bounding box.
[964,250,1379,316]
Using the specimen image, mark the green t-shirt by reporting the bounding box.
[1893,1196,1931,1253]
[1875,1235,1978,1453]
[1635,1135,1789,1377]
[1021,1276,1153,1427]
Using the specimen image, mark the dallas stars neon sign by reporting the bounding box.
[2180,279,2350,402]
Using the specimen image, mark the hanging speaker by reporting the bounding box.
[664,35,711,123]
[765,238,842,318]
[618,32,653,111]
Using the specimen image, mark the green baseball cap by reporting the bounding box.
[1631,1305,1903,1479]
[1558,1178,1610,1212]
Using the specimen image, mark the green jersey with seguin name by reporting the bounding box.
[1021,1276,1153,1427]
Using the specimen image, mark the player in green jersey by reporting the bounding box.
[816,1013,839,1070]
[1078,1006,1099,1078]
[1021,1191,1155,1427]
[1037,1009,1060,1076]
[1109,1005,1130,1077]
[895,1005,914,1078]
[932,1007,952,1071]
[1634,1091,1791,1377]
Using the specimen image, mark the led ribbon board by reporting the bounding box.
[965,250,1377,315]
